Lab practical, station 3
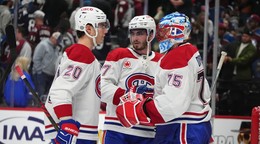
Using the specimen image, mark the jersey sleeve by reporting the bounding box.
[49,45,96,119]
[101,48,126,105]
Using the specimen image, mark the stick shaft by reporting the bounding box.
[0,25,18,95]
[211,51,227,93]
[15,65,59,131]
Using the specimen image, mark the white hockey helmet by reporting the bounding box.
[129,15,156,42]
[75,6,109,32]
[156,12,191,53]
[74,6,110,46]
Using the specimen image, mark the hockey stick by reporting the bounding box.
[0,25,18,98]
[210,51,227,93]
[15,65,59,131]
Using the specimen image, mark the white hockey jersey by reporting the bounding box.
[145,43,212,125]
[44,44,101,141]
[101,47,163,138]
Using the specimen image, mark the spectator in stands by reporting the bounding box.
[42,0,68,29]
[246,14,260,79]
[18,0,46,36]
[69,7,79,31]
[223,28,256,115]
[0,26,32,69]
[134,0,144,16]
[223,29,256,81]
[246,14,260,50]
[4,56,34,107]
[190,11,213,50]
[55,18,76,53]
[114,0,134,47]
[54,18,76,71]
[1,26,32,70]
[238,0,254,27]
[28,10,51,50]
[16,26,32,60]
[207,23,234,76]
[0,0,13,38]
[32,32,61,98]
[154,5,164,24]
[162,0,193,19]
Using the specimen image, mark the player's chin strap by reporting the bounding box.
[84,28,98,49]
[144,30,155,71]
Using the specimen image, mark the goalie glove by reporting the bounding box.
[116,95,154,128]
[55,119,80,144]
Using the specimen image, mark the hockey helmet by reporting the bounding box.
[156,12,191,53]
[74,6,110,45]
[75,6,110,31]
[129,15,156,42]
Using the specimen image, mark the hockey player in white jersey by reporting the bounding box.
[116,12,213,144]
[100,15,163,143]
[44,6,109,144]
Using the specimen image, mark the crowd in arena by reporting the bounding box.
[0,0,260,117]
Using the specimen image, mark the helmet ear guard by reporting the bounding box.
[156,12,192,53]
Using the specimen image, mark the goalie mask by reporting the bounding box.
[74,6,110,47]
[156,12,191,53]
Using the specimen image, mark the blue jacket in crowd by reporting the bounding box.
[4,71,34,107]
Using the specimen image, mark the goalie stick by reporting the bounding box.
[15,65,59,131]
[0,25,18,98]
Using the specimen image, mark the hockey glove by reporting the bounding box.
[133,85,154,98]
[119,87,146,103]
[116,96,154,128]
[123,85,153,102]
[55,119,81,144]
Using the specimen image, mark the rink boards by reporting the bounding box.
[0,107,250,144]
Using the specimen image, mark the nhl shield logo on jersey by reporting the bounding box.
[123,61,131,68]
[125,73,154,89]
[95,75,101,98]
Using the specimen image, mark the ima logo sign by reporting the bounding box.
[125,73,154,89]
[0,116,45,143]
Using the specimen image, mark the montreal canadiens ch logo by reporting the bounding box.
[125,73,154,89]
[95,75,101,98]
